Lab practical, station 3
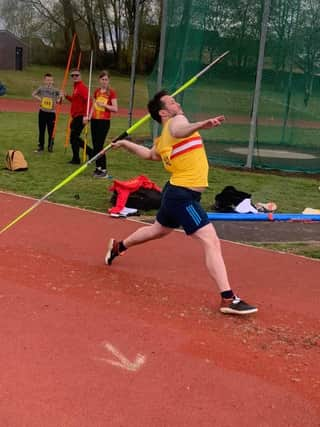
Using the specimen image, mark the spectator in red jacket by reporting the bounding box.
[64,69,93,164]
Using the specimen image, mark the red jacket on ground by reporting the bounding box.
[108,175,162,214]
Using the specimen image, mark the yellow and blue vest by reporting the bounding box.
[155,119,209,187]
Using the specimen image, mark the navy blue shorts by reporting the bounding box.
[156,182,210,235]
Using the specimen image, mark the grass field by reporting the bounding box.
[2,65,320,121]
[0,110,318,210]
[0,110,319,259]
[0,65,319,258]
[0,65,149,109]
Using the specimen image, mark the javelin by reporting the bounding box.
[52,33,77,144]
[0,50,229,236]
[113,50,230,141]
[82,50,94,163]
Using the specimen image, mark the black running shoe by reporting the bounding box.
[93,169,110,179]
[220,296,258,315]
[105,238,122,265]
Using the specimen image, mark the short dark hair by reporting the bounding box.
[147,90,168,123]
[44,73,52,77]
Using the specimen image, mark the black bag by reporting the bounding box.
[213,186,251,212]
[111,187,162,211]
[0,82,6,96]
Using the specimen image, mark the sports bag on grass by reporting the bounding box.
[5,150,28,171]
[109,175,162,214]
[111,187,162,211]
[213,186,251,212]
[0,82,6,96]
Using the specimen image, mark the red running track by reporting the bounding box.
[0,97,147,118]
[0,191,319,426]
[2,98,320,128]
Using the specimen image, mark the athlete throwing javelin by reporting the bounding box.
[106,90,257,315]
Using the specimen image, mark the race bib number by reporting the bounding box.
[95,96,108,112]
[41,97,53,110]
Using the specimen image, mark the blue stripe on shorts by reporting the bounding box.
[156,182,210,235]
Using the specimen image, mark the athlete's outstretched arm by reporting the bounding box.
[169,114,225,138]
[112,139,161,161]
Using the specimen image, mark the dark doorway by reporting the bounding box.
[15,47,23,70]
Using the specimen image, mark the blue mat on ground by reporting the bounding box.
[207,213,320,222]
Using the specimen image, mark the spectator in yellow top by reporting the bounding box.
[89,70,118,178]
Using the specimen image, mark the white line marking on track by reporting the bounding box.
[94,342,146,372]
